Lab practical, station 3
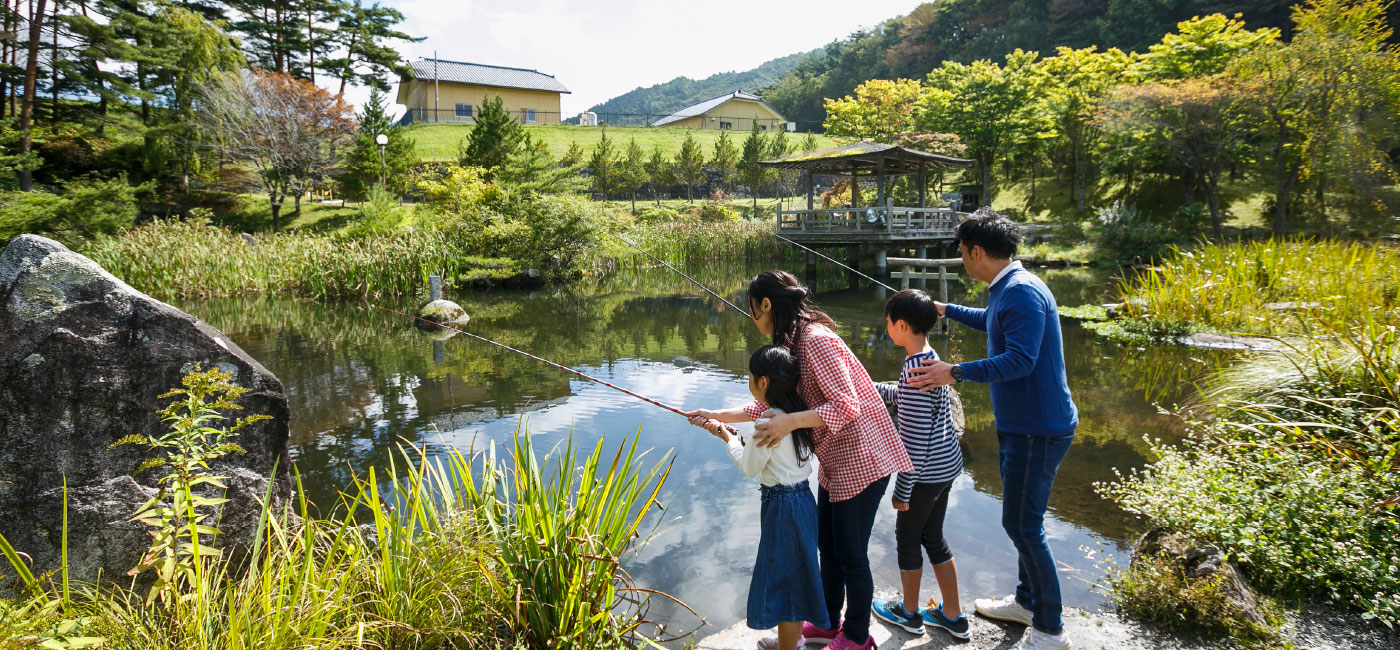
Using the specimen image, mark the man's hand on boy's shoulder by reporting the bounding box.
[934,301,948,318]
[891,497,909,512]
[908,359,956,391]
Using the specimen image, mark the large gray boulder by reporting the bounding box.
[0,235,291,594]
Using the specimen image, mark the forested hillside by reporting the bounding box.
[583,50,813,119]
[763,0,1400,124]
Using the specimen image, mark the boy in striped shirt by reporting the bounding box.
[871,289,969,640]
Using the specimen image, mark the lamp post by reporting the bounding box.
[375,133,388,187]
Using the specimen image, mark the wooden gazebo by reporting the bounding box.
[760,141,973,270]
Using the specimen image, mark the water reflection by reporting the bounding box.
[173,264,1226,635]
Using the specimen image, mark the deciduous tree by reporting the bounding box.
[192,70,356,231]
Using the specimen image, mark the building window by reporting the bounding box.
[525,109,537,123]
[455,104,472,118]
[719,121,733,130]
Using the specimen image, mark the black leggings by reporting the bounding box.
[895,481,954,571]
[817,475,889,643]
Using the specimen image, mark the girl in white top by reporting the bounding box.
[693,345,827,650]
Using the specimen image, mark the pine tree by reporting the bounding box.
[320,0,422,95]
[801,132,819,152]
[709,130,738,192]
[738,122,769,216]
[587,130,616,197]
[559,141,585,166]
[645,145,674,205]
[617,137,647,214]
[499,131,585,195]
[459,94,523,179]
[767,128,793,204]
[338,86,419,199]
[674,130,705,202]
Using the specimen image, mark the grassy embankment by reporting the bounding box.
[1090,240,1400,641]
[402,123,838,162]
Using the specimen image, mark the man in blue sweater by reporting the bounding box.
[908,208,1078,650]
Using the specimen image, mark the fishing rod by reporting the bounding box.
[772,233,898,293]
[611,233,752,319]
[371,304,738,436]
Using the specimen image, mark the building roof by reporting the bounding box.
[651,91,785,127]
[404,59,570,94]
[760,141,973,174]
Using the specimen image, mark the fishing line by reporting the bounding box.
[611,233,752,319]
[772,233,899,293]
[372,304,738,435]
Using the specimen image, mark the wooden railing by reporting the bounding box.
[775,200,961,235]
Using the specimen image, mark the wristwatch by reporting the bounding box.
[950,364,964,383]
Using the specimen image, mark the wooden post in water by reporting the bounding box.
[939,265,950,333]
[429,275,442,301]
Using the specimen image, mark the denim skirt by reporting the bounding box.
[747,480,830,630]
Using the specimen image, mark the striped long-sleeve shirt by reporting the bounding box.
[875,350,963,502]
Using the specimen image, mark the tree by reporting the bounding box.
[459,94,522,179]
[644,145,673,205]
[738,122,770,215]
[1036,46,1135,212]
[767,128,794,202]
[616,137,648,214]
[337,85,418,199]
[916,50,1042,202]
[823,78,924,143]
[673,130,705,202]
[499,131,585,195]
[1102,76,1252,236]
[320,0,422,96]
[1142,13,1281,81]
[16,0,47,191]
[800,132,820,152]
[709,129,738,191]
[587,130,616,197]
[559,141,585,167]
[192,70,356,231]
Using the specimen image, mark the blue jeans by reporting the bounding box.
[998,431,1074,635]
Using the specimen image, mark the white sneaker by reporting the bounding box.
[973,594,1033,626]
[1012,628,1073,650]
[756,636,806,650]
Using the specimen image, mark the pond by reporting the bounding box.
[174,262,1226,639]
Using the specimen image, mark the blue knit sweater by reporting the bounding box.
[944,267,1078,436]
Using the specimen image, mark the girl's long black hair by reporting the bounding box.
[748,270,837,350]
[749,345,816,463]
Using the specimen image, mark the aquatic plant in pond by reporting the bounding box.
[1111,239,1400,336]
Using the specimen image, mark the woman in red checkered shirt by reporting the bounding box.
[687,270,912,650]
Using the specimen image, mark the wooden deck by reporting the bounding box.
[774,203,964,246]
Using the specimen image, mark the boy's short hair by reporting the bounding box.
[955,207,1021,260]
[885,289,939,335]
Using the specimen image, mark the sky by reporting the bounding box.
[339,0,922,116]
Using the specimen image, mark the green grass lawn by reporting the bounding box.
[403,124,838,162]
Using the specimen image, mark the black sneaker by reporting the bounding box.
[872,598,925,634]
[922,605,971,640]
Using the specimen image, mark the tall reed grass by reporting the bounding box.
[599,221,793,269]
[1114,239,1400,335]
[83,218,516,301]
[1,429,674,650]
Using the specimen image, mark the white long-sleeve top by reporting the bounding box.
[726,409,813,487]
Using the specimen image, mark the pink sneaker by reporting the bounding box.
[800,622,840,646]
[825,632,876,650]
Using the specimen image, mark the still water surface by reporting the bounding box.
[175,263,1223,637]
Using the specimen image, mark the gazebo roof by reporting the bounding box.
[760,141,972,174]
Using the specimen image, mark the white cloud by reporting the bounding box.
[327,0,923,116]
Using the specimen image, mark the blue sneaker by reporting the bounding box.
[922,604,971,640]
[872,598,924,634]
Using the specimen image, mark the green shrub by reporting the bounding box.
[1094,201,1207,262]
[691,200,738,223]
[0,176,146,247]
[634,205,681,224]
[1100,315,1400,628]
[1110,554,1282,645]
[342,183,405,237]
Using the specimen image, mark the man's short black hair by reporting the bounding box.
[955,207,1021,259]
[885,289,939,335]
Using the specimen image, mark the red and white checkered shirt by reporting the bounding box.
[745,322,912,501]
